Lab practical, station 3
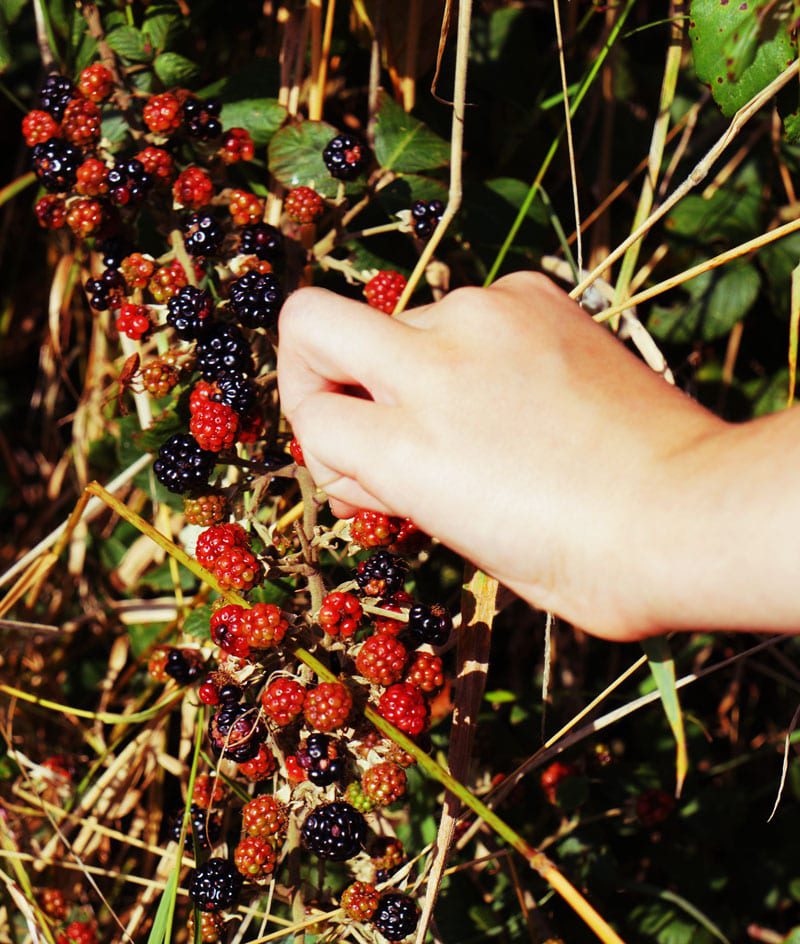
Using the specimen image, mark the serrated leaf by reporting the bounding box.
[143,4,184,51]
[641,636,688,795]
[373,90,450,173]
[376,174,449,216]
[268,120,344,199]
[220,98,286,147]
[183,605,213,640]
[134,410,185,452]
[784,109,800,142]
[702,261,760,339]
[154,52,199,86]
[689,0,797,116]
[107,25,151,63]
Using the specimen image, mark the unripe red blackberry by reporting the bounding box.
[66,198,104,238]
[285,186,325,223]
[285,754,306,783]
[370,836,406,878]
[220,127,255,163]
[116,303,152,341]
[364,271,407,315]
[636,787,674,827]
[356,634,407,686]
[135,146,175,185]
[288,437,305,466]
[149,259,190,303]
[234,835,276,879]
[238,743,277,781]
[196,522,250,568]
[377,683,429,736]
[119,252,155,289]
[40,887,67,920]
[345,780,375,813]
[372,592,413,635]
[341,881,380,921]
[186,910,225,943]
[362,762,407,806]
[143,92,183,134]
[229,189,264,226]
[212,545,262,591]
[56,920,97,944]
[173,166,213,209]
[192,772,226,809]
[392,518,428,555]
[34,195,67,229]
[261,677,306,726]
[77,63,114,103]
[405,652,444,692]
[190,399,239,452]
[141,358,179,398]
[22,110,59,147]
[318,591,362,638]
[61,96,101,147]
[242,603,289,649]
[350,510,401,548]
[210,604,249,658]
[242,794,288,839]
[148,646,170,682]
[184,492,229,527]
[539,761,576,805]
[304,681,352,732]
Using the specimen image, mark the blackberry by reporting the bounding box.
[297,733,345,787]
[183,212,224,257]
[39,73,75,121]
[372,894,419,941]
[189,858,242,913]
[164,647,203,683]
[97,236,131,268]
[410,199,445,240]
[208,702,267,762]
[355,550,407,597]
[153,433,216,494]
[184,96,223,140]
[228,271,283,329]
[218,683,243,703]
[408,604,451,647]
[323,133,367,181]
[239,223,283,262]
[85,267,126,312]
[213,371,256,415]
[32,138,81,193]
[301,802,367,861]
[107,159,152,206]
[167,285,213,340]
[196,324,254,380]
[170,803,221,851]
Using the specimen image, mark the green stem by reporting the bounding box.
[0,173,36,210]
[484,0,636,286]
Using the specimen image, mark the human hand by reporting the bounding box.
[277,272,727,640]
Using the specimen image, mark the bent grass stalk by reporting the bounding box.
[82,481,625,944]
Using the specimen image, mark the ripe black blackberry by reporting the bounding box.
[218,683,243,703]
[213,371,256,415]
[208,702,267,762]
[32,138,81,192]
[167,286,213,340]
[228,271,283,329]
[297,733,345,787]
[239,223,283,262]
[170,803,222,851]
[355,550,407,597]
[196,324,254,380]
[189,858,242,912]
[408,604,452,647]
[372,894,419,941]
[323,133,367,181]
[410,199,444,240]
[164,647,203,684]
[39,73,75,120]
[107,159,152,206]
[85,267,126,312]
[301,802,367,860]
[97,236,131,268]
[184,96,223,139]
[153,434,216,494]
[183,212,224,257]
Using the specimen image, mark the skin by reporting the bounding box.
[278,271,800,641]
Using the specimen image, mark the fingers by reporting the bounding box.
[289,390,412,516]
[278,287,425,417]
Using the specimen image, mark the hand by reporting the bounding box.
[277,272,796,640]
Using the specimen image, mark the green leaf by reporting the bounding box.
[268,120,345,199]
[701,262,760,339]
[134,410,185,452]
[126,622,167,658]
[373,90,450,173]
[375,173,449,216]
[107,25,151,63]
[143,4,184,51]
[625,882,732,944]
[154,51,199,86]
[689,0,797,116]
[0,0,28,26]
[183,605,213,640]
[0,14,11,72]
[220,98,287,147]
[641,636,688,795]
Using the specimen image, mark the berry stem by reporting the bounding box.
[296,467,326,614]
